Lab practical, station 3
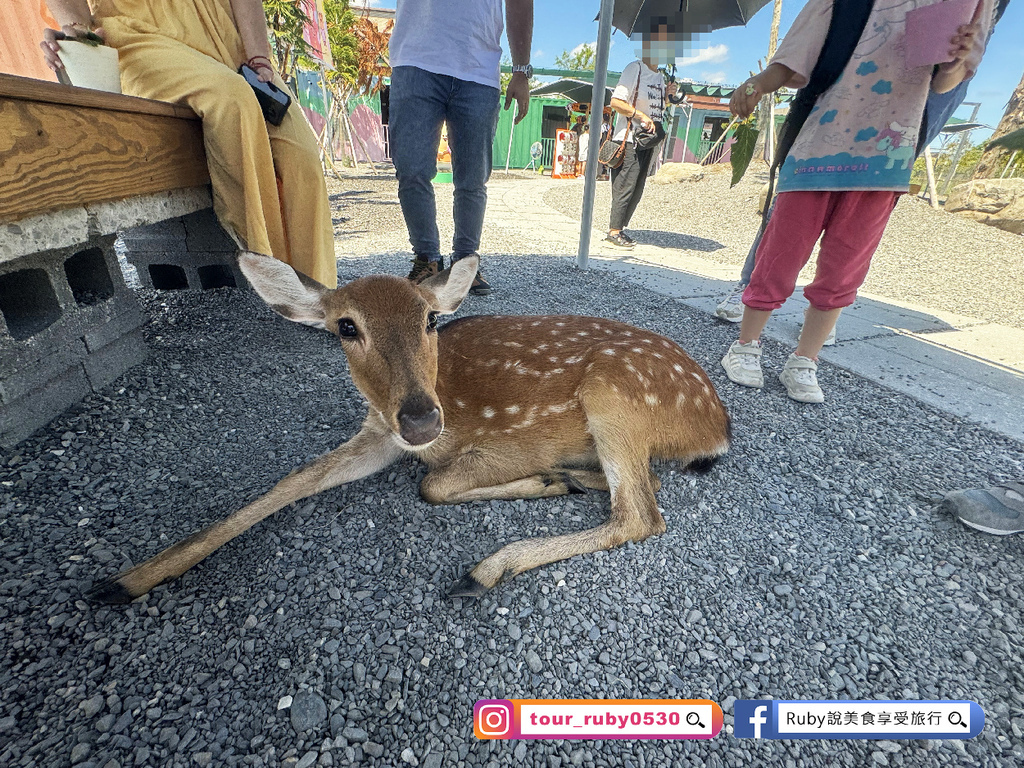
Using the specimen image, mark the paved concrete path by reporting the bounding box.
[486,177,1024,443]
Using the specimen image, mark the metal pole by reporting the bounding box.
[1001,150,1019,179]
[683,103,693,161]
[505,101,518,175]
[318,61,336,162]
[577,0,616,270]
[923,146,939,209]
[942,102,980,193]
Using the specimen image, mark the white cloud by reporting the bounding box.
[533,49,545,60]
[700,71,728,84]
[678,44,729,67]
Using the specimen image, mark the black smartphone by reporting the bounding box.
[238,64,291,126]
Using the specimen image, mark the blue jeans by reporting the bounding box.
[389,66,500,263]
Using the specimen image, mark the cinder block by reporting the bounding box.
[183,208,237,252]
[126,249,242,291]
[83,305,146,353]
[82,328,148,392]
[0,364,91,448]
[117,218,188,254]
[121,208,245,291]
[0,341,87,405]
[0,235,151,445]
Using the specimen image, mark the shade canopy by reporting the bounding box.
[530,78,613,107]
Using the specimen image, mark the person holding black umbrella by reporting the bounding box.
[604,16,680,249]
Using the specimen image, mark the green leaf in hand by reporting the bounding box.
[730,121,759,188]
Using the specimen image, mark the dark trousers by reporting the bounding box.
[609,142,654,231]
[389,66,500,262]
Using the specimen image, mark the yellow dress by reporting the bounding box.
[90,0,338,288]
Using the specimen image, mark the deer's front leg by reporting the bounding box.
[88,415,404,604]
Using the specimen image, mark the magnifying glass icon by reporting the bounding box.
[686,712,706,729]
[948,712,968,729]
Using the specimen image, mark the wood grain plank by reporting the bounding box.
[0,73,199,121]
[0,98,209,222]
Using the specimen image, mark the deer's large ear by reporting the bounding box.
[419,255,478,315]
[238,252,329,328]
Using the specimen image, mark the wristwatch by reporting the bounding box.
[511,63,533,78]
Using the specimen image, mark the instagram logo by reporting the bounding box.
[474,699,514,739]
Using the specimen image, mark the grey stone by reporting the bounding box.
[80,694,105,718]
[342,727,368,743]
[295,750,318,768]
[70,743,91,763]
[526,650,543,673]
[290,691,328,734]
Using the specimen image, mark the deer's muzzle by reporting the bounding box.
[397,396,442,446]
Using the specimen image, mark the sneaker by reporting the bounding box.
[943,481,1024,535]
[408,257,443,283]
[604,232,635,249]
[470,270,492,296]
[715,283,746,323]
[779,353,824,403]
[721,340,764,388]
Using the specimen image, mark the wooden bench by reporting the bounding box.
[0,73,239,446]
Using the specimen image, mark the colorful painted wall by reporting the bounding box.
[293,70,387,163]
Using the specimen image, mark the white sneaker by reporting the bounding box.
[779,354,824,403]
[721,340,764,388]
[715,283,746,323]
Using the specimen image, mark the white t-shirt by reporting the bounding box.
[578,132,590,161]
[611,60,666,143]
[389,0,504,89]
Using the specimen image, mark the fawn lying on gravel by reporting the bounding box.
[88,254,730,603]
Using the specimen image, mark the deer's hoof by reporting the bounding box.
[85,577,135,605]
[563,474,589,495]
[448,573,489,599]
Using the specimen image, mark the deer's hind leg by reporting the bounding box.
[448,403,663,598]
[420,451,589,506]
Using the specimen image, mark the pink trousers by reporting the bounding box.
[743,190,900,312]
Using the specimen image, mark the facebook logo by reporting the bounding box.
[734,700,774,739]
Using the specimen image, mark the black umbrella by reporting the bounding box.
[613,0,771,38]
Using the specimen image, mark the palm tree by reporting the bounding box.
[974,68,1024,178]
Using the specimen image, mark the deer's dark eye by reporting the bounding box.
[337,318,358,339]
[426,312,439,332]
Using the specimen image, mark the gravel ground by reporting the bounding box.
[543,167,1024,330]
[3,175,1024,768]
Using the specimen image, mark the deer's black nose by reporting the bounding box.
[398,399,442,446]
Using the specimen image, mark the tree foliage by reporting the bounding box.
[554,44,596,71]
[263,0,312,81]
[351,16,392,97]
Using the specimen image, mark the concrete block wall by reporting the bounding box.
[0,236,148,447]
[120,208,244,291]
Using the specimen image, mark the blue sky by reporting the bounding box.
[365,0,1023,143]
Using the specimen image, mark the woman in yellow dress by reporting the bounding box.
[41,0,337,288]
